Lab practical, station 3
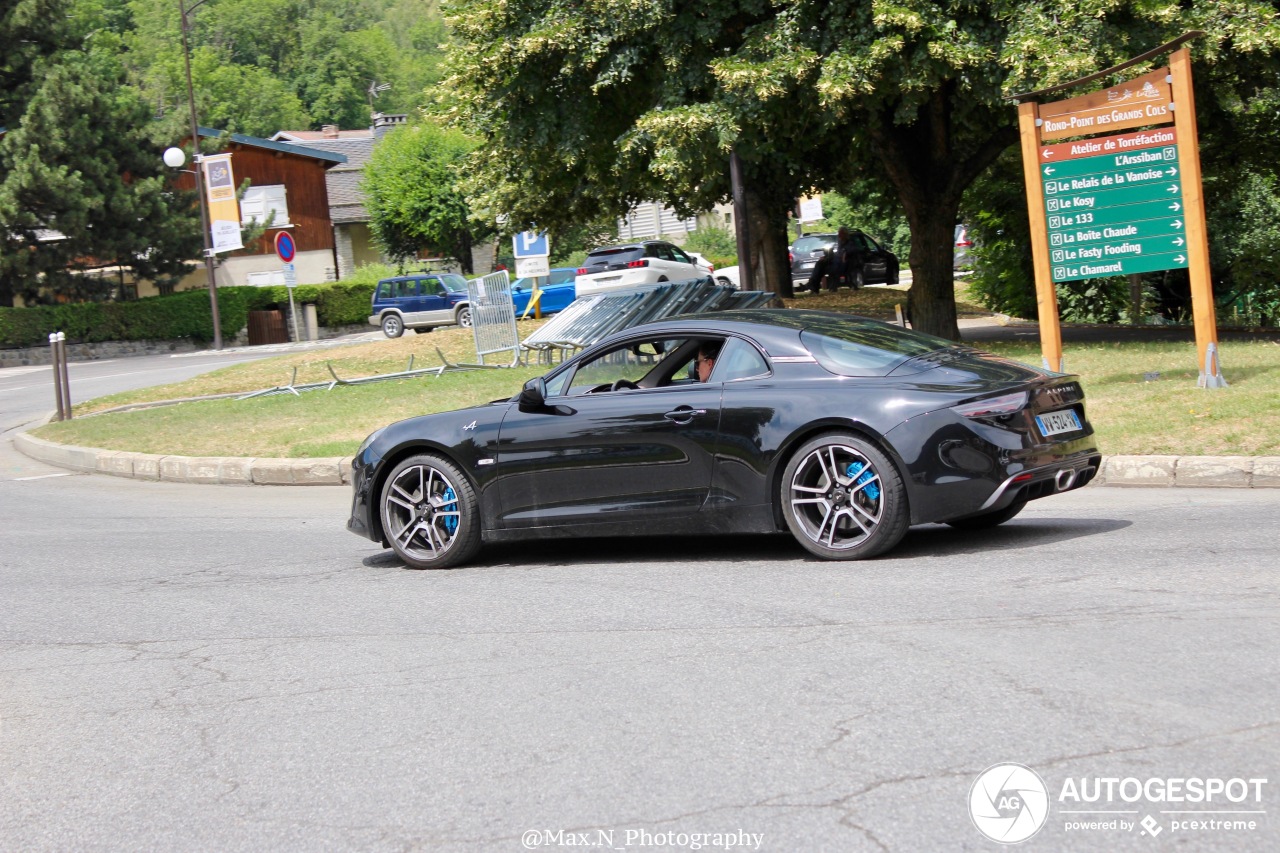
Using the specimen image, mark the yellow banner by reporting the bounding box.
[202,153,243,253]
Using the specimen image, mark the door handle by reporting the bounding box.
[664,407,706,423]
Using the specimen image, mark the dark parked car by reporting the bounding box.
[510,267,577,317]
[790,230,899,288]
[369,273,471,338]
[348,310,1100,569]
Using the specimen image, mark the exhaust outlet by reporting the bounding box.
[1055,469,1076,491]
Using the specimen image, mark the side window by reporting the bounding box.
[714,338,771,382]
[669,245,694,265]
[852,233,873,252]
[564,337,690,394]
[422,278,446,296]
[549,269,575,285]
[646,244,666,259]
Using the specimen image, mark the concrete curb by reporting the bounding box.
[13,430,1279,489]
[14,431,351,486]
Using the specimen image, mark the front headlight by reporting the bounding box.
[355,427,386,458]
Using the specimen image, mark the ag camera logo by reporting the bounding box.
[969,763,1050,844]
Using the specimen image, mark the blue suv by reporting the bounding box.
[369,273,472,338]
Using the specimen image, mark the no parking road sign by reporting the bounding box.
[274,231,297,263]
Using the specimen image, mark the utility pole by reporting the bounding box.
[178,0,222,350]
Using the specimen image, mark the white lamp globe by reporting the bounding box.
[162,147,187,169]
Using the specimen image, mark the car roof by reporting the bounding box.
[612,309,909,357]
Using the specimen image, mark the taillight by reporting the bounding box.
[705,262,715,272]
[627,259,649,269]
[789,252,795,264]
[576,267,588,275]
[954,391,1028,418]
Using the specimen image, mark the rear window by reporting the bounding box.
[800,320,957,377]
[793,235,835,253]
[584,246,644,266]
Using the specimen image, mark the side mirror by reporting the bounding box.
[518,377,547,411]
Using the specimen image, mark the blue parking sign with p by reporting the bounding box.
[513,230,549,258]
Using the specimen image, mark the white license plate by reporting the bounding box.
[1036,408,1081,437]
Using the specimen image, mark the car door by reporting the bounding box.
[411,276,455,326]
[492,335,723,530]
[853,232,890,283]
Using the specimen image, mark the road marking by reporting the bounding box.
[11,472,73,481]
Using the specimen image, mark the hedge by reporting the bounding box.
[0,281,376,349]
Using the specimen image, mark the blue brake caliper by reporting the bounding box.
[846,462,880,501]
[440,486,459,534]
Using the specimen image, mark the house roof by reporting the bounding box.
[275,136,376,224]
[198,127,347,166]
[272,129,373,142]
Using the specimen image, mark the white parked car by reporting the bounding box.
[713,265,740,289]
[575,241,710,297]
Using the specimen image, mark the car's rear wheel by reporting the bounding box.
[945,497,1028,530]
[456,306,473,328]
[851,268,865,289]
[379,454,481,569]
[780,433,909,560]
[381,314,404,338]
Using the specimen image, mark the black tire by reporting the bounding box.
[381,314,404,338]
[456,306,473,328]
[780,433,909,560]
[852,268,865,289]
[946,497,1028,530]
[379,454,481,569]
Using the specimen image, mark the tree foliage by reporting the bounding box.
[362,120,489,271]
[440,0,1280,338]
[0,8,200,306]
[122,0,452,137]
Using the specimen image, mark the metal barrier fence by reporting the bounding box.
[466,270,522,365]
[520,278,778,362]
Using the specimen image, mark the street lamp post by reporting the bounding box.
[169,0,222,350]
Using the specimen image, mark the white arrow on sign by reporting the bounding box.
[1174,254,1187,263]
[1173,236,1185,247]
[1168,166,1178,176]
[1042,149,1054,159]
[1043,166,1056,175]
[1169,201,1182,211]
[1171,219,1183,229]
[1167,184,1179,194]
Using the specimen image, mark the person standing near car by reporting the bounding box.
[806,227,860,293]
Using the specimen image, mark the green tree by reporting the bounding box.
[362,120,490,272]
[441,0,1280,339]
[0,16,201,306]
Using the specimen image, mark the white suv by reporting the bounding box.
[575,241,711,297]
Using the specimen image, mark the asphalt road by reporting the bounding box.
[1,449,1276,850]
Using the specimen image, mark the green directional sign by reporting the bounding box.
[1048,215,1185,248]
[1046,198,1185,232]
[1042,142,1190,282]
[1041,146,1178,181]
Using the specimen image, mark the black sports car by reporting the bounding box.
[348,310,1100,568]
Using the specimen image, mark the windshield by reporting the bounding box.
[800,319,957,377]
[439,273,469,292]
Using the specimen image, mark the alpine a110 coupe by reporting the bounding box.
[348,310,1100,569]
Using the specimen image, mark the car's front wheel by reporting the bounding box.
[381,314,404,338]
[379,454,481,569]
[780,433,909,560]
[456,306,473,328]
